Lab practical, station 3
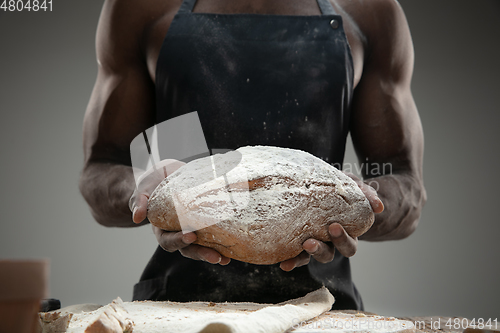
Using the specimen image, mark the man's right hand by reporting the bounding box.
[129,159,231,265]
[129,159,185,224]
[152,228,231,265]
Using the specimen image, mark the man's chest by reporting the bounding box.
[143,0,365,87]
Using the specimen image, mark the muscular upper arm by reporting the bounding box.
[83,0,156,167]
[350,0,423,180]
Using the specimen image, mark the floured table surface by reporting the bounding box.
[39,287,334,333]
[39,290,477,333]
[296,312,487,333]
[288,310,416,332]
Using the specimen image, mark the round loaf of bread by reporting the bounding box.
[147,146,374,265]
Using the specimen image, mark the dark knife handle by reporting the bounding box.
[39,298,61,312]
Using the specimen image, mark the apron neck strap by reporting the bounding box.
[178,0,338,15]
[316,0,338,15]
[178,0,197,13]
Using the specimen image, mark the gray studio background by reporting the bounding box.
[1,0,499,319]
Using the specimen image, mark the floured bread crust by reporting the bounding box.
[147,146,374,265]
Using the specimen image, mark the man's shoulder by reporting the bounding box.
[338,0,410,46]
[97,0,181,68]
[100,0,179,30]
[338,0,403,17]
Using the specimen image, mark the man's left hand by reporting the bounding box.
[279,173,384,271]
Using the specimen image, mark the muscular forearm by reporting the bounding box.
[359,172,426,241]
[79,162,148,227]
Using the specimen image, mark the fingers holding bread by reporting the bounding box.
[153,226,231,265]
[344,172,384,214]
[130,159,186,224]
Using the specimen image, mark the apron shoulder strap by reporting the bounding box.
[316,0,338,15]
[178,0,197,14]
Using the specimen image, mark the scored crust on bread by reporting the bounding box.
[147,146,374,265]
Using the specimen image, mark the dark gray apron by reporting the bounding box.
[134,0,362,310]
